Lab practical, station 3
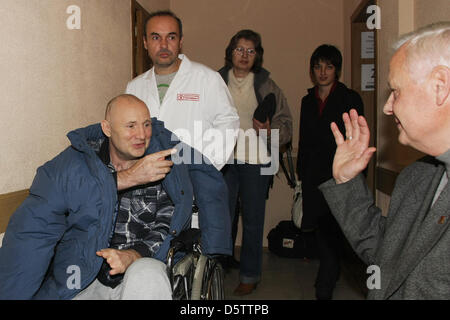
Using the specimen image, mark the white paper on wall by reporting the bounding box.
[361,31,375,59]
[362,64,375,91]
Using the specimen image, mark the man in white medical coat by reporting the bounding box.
[126,10,239,170]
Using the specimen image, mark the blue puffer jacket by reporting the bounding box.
[0,119,231,300]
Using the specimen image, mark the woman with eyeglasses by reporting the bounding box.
[218,29,293,296]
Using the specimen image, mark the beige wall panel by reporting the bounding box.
[414,0,450,28]
[398,0,415,35]
[0,0,134,194]
[137,0,169,13]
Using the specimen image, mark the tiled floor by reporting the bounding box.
[223,248,366,300]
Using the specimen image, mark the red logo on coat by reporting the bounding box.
[177,93,200,102]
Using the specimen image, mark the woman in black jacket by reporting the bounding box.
[297,45,364,300]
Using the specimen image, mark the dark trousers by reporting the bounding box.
[315,212,344,291]
[231,199,240,258]
[222,163,272,284]
[303,183,344,292]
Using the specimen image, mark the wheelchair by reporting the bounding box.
[166,209,225,300]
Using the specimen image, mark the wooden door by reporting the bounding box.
[131,0,152,78]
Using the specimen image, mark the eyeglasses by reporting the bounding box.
[234,47,256,56]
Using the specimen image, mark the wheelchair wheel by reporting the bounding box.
[170,253,196,300]
[201,259,224,300]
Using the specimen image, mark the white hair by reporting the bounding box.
[394,21,450,83]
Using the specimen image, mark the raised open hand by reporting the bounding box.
[330,109,376,184]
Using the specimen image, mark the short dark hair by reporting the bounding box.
[309,44,342,80]
[224,29,264,73]
[144,10,183,38]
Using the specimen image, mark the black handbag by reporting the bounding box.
[253,93,276,123]
[267,220,317,259]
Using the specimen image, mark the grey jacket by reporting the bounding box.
[218,67,293,147]
[319,156,450,299]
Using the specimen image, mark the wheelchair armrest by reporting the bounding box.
[169,228,201,254]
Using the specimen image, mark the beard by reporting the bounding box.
[153,49,178,68]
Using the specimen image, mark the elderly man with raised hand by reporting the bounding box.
[319,22,450,299]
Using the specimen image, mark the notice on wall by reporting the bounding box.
[361,64,375,91]
[361,31,375,59]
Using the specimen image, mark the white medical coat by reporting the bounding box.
[126,54,239,170]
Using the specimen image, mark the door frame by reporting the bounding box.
[350,0,378,195]
[131,0,152,78]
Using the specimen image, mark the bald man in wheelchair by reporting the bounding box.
[0,94,233,300]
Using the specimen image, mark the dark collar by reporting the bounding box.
[218,66,270,85]
[314,81,338,102]
[98,137,111,166]
[97,137,119,188]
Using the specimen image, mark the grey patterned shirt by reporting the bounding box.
[93,138,175,258]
